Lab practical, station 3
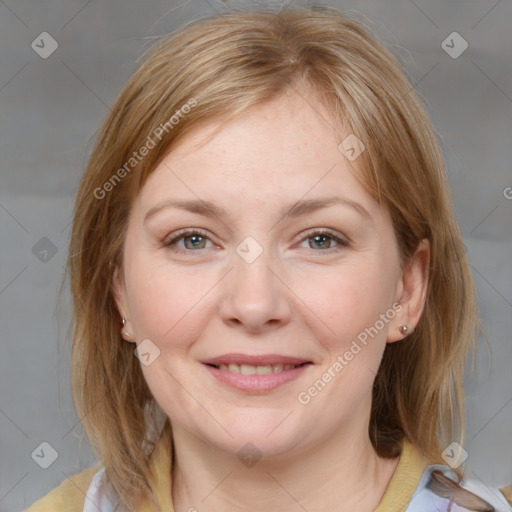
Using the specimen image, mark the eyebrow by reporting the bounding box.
[144,196,372,225]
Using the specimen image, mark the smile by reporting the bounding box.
[212,363,305,374]
[201,354,313,393]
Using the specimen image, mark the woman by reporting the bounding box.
[26,6,512,512]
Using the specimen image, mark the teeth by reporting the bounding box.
[256,365,272,375]
[215,363,301,374]
[240,364,256,375]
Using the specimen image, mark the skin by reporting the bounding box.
[113,85,430,512]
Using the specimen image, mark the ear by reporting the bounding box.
[112,264,135,343]
[387,238,430,343]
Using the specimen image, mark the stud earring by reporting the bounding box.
[121,318,131,339]
[399,325,409,335]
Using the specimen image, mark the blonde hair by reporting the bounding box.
[65,6,479,511]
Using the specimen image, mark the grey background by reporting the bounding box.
[1,0,511,510]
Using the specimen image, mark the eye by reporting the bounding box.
[164,229,213,252]
[298,229,349,251]
[163,228,349,254]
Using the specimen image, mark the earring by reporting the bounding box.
[399,325,409,335]
[121,318,130,339]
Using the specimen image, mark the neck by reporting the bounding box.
[170,423,399,512]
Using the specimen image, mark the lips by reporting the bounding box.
[201,353,311,367]
[201,353,313,393]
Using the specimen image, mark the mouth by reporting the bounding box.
[205,362,309,374]
[201,354,313,393]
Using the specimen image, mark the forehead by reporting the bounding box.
[134,90,379,220]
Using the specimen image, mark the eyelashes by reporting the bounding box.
[298,228,350,251]
[163,229,211,251]
[163,228,350,254]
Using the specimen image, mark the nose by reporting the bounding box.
[219,242,293,334]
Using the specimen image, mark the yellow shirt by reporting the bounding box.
[25,429,512,512]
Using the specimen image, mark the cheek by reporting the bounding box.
[300,266,394,407]
[126,263,220,419]
[303,261,395,346]
[126,260,218,346]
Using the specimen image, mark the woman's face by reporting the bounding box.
[114,89,427,459]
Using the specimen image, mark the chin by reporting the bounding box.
[203,413,310,460]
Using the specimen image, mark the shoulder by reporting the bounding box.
[24,465,102,512]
